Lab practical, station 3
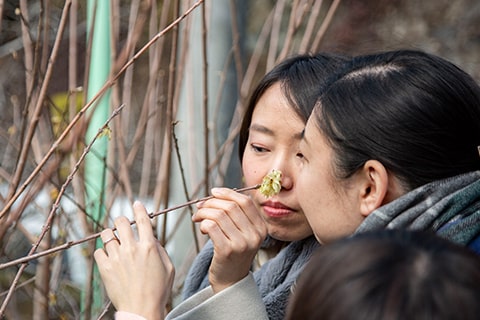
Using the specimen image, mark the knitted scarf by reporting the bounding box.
[355,170,480,253]
[182,236,319,320]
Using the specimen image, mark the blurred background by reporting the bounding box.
[0,0,479,318]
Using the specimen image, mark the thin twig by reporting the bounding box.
[96,300,113,320]
[0,184,259,270]
[278,0,309,62]
[157,0,181,245]
[298,0,324,53]
[201,0,209,196]
[311,0,341,52]
[0,276,36,298]
[172,122,200,253]
[267,0,286,69]
[0,0,3,34]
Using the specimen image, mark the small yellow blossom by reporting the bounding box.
[49,292,57,306]
[259,169,282,198]
[99,126,112,140]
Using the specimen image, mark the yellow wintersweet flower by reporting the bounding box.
[259,169,282,198]
[99,125,112,140]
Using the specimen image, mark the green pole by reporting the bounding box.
[84,0,111,318]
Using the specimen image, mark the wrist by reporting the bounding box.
[116,306,162,320]
[115,311,147,320]
[211,272,250,294]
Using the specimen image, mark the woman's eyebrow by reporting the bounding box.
[249,123,274,135]
[250,123,303,139]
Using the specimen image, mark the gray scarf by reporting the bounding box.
[182,236,319,320]
[355,171,480,253]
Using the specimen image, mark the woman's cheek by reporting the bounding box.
[296,173,308,211]
[242,165,258,184]
[243,156,263,179]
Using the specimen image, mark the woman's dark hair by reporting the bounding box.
[238,52,348,162]
[286,229,480,320]
[314,49,480,190]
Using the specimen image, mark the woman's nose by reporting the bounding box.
[280,171,294,190]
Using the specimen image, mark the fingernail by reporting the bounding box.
[211,187,222,195]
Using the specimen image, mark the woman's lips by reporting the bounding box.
[261,200,295,217]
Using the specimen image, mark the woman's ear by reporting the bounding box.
[358,160,389,217]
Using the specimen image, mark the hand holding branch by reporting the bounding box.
[94,201,175,320]
[193,187,268,293]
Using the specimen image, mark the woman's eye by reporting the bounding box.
[251,144,268,153]
[296,151,304,160]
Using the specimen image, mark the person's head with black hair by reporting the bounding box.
[286,229,480,320]
[297,49,480,245]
